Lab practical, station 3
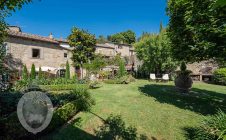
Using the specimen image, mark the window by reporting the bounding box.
[32,49,40,58]
[64,53,68,58]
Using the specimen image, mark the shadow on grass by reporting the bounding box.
[139,84,226,115]
[93,114,148,140]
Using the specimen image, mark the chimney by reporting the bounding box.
[49,33,53,39]
[8,26,22,32]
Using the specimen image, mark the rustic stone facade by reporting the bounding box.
[5,36,75,77]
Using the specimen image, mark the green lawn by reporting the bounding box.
[45,80,226,140]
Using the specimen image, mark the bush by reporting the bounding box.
[192,111,226,140]
[40,84,88,91]
[104,75,136,84]
[0,92,22,118]
[88,81,100,89]
[98,70,111,79]
[12,79,30,91]
[213,68,226,85]
[1,86,95,139]
[50,78,77,85]
[31,63,36,79]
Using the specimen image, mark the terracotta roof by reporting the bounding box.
[7,30,59,44]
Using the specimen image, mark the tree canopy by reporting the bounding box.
[108,30,136,44]
[68,27,96,67]
[134,27,177,74]
[167,0,226,63]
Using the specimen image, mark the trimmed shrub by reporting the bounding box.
[191,111,226,140]
[40,84,88,91]
[50,78,77,85]
[30,64,36,79]
[12,79,30,91]
[1,86,95,139]
[104,75,136,84]
[38,67,43,80]
[213,68,226,85]
[22,65,28,80]
[65,61,70,79]
[88,81,100,89]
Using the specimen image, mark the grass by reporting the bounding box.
[44,80,226,140]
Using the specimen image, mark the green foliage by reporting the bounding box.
[30,63,36,79]
[95,114,139,140]
[40,84,87,91]
[97,35,107,43]
[88,81,100,89]
[22,65,28,80]
[118,59,127,78]
[84,54,106,74]
[65,61,70,79]
[67,27,96,67]
[104,75,135,84]
[192,111,226,140]
[0,0,32,12]
[0,0,32,75]
[12,79,30,91]
[134,26,178,74]
[213,68,226,85]
[108,30,136,44]
[38,67,43,80]
[98,70,111,79]
[167,0,226,63]
[180,61,187,71]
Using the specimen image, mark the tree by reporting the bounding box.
[0,0,32,75]
[38,67,43,80]
[108,30,136,44]
[167,0,226,63]
[84,54,106,75]
[134,25,178,75]
[68,27,96,78]
[30,64,36,79]
[22,65,28,80]
[65,61,70,79]
[118,59,127,77]
[97,35,107,43]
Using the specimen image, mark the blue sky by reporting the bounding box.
[6,0,169,39]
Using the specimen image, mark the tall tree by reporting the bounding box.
[167,0,226,63]
[22,65,28,80]
[68,27,96,78]
[0,0,32,75]
[134,25,178,75]
[38,67,43,80]
[65,61,70,79]
[118,59,127,77]
[30,64,36,79]
[84,54,106,74]
[109,30,136,44]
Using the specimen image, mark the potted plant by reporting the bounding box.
[175,62,193,93]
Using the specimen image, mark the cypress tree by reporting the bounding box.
[118,59,126,77]
[22,65,28,80]
[65,61,70,79]
[31,64,36,79]
[38,67,43,80]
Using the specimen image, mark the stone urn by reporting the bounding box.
[175,62,193,93]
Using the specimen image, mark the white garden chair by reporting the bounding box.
[162,74,169,82]
[150,73,156,81]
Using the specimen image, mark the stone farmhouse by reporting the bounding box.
[3,26,136,80]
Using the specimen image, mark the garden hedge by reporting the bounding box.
[40,84,88,91]
[213,68,226,85]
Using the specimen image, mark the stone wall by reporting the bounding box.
[187,61,218,74]
[5,37,75,77]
